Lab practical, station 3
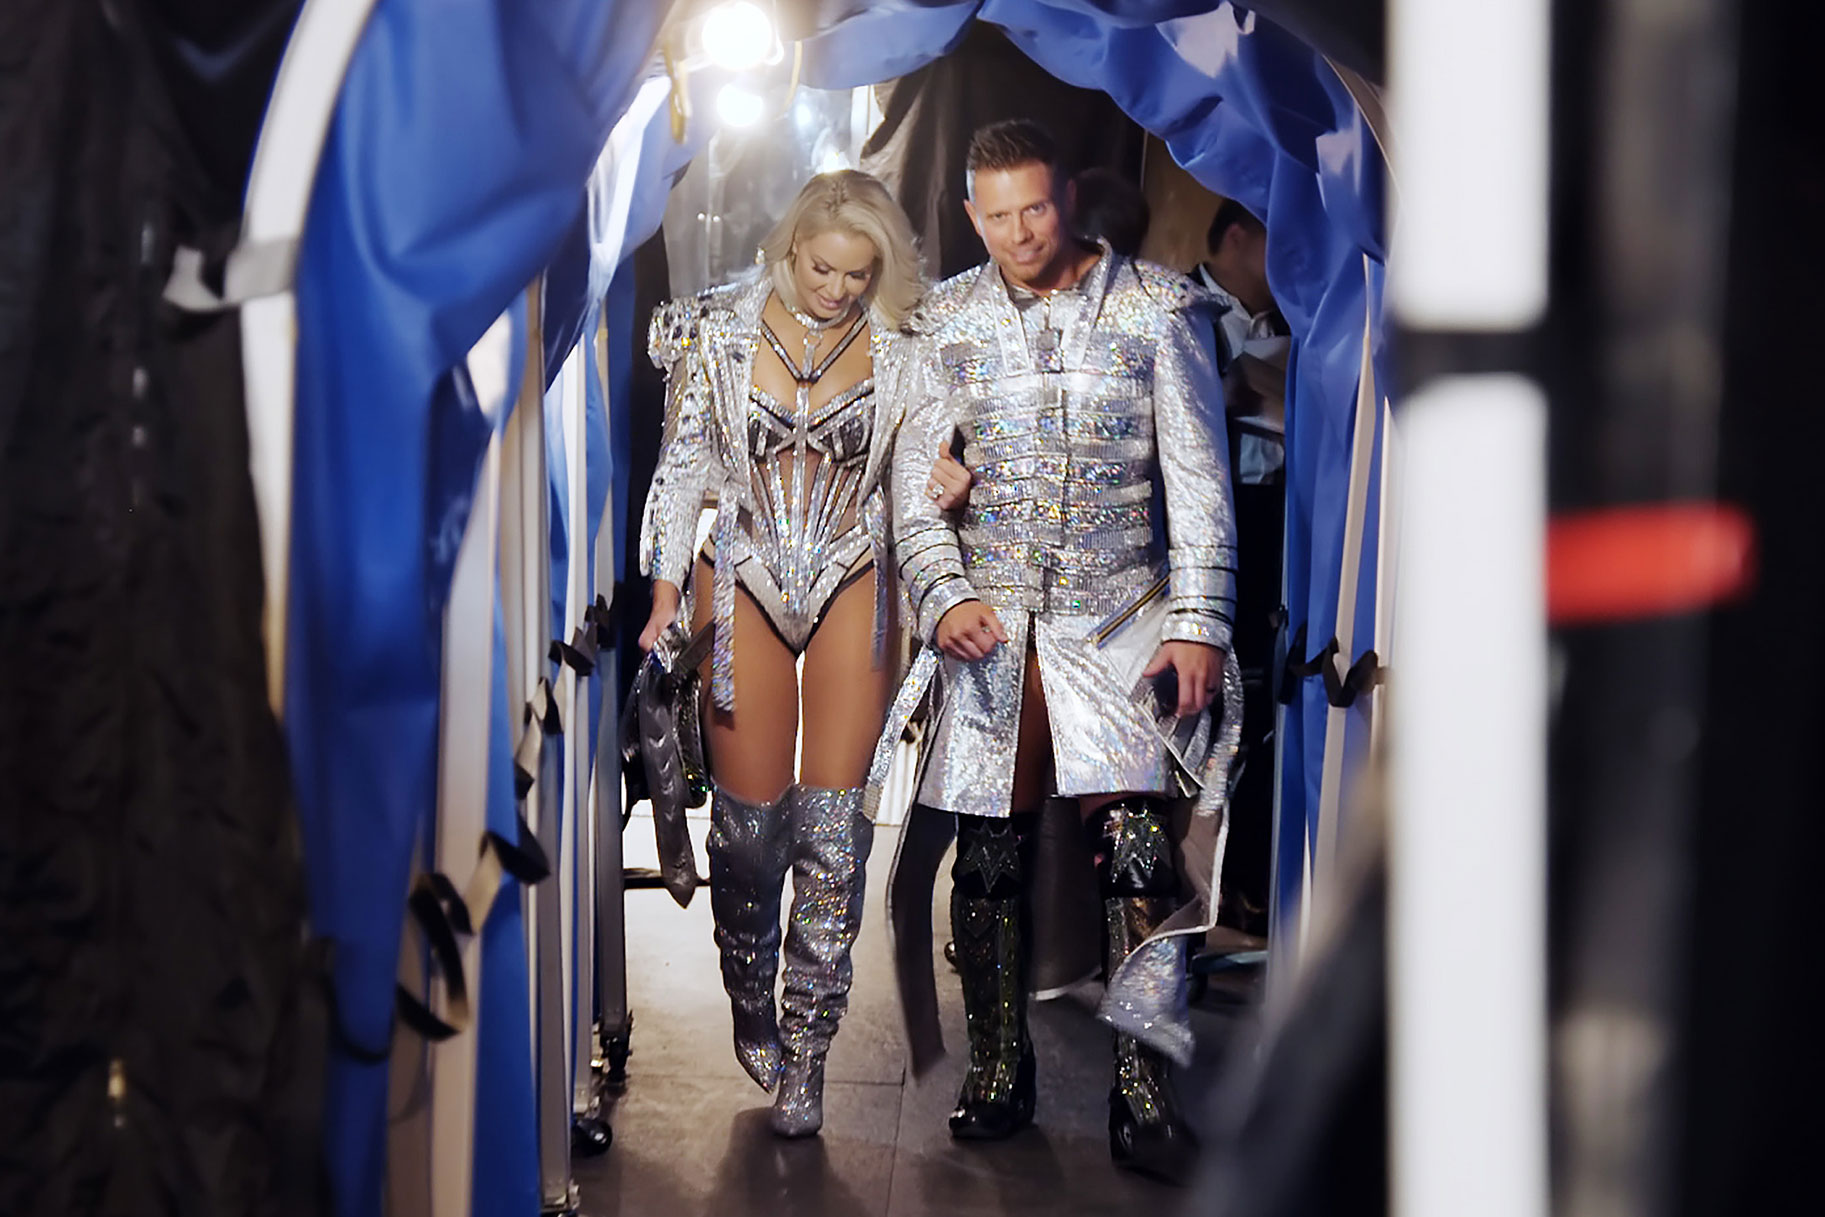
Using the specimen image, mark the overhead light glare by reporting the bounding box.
[716,83,765,129]
[701,1,773,72]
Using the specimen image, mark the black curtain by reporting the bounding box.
[1678,2,1825,1211]
[0,3,322,1214]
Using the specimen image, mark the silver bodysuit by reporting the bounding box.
[732,314,876,646]
[641,269,915,710]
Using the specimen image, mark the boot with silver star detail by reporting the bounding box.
[1090,797,1200,1185]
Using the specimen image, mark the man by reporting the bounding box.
[1199,199,1283,373]
[1198,199,1290,487]
[1197,200,1291,940]
[884,119,1238,1183]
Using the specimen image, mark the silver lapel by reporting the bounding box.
[1062,241,1118,371]
[966,262,1033,380]
[856,312,900,504]
[708,273,771,507]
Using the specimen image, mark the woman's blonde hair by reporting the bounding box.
[760,170,925,326]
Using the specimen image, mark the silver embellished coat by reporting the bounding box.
[640,269,917,710]
[870,246,1247,1074]
[884,245,1239,818]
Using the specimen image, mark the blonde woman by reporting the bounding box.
[636,171,923,1137]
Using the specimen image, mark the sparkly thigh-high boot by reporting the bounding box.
[707,784,795,1090]
[948,812,1039,1141]
[772,784,875,1137]
[1090,797,1199,1184]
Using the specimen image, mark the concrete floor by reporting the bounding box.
[576,815,1254,1217]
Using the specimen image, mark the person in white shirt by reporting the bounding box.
[1197,199,1288,487]
[1194,198,1287,941]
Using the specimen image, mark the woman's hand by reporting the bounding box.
[639,580,683,652]
[925,441,974,511]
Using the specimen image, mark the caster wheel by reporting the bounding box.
[603,1019,633,1092]
[572,1115,612,1157]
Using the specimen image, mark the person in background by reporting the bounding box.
[1198,198,1289,482]
[1073,165,1152,258]
[1195,198,1290,941]
[1198,199,1285,375]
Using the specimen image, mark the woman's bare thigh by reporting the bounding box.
[798,567,897,790]
[690,557,799,803]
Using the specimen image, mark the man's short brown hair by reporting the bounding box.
[966,119,1065,196]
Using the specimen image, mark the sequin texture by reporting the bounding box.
[640,270,916,709]
[773,784,875,1136]
[706,785,794,1090]
[891,246,1239,818]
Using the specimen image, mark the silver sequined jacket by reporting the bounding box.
[892,249,1238,651]
[640,268,917,708]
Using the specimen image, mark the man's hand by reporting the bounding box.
[924,441,974,511]
[638,580,682,652]
[1143,641,1227,718]
[936,600,1009,660]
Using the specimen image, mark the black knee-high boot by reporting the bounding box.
[948,811,1039,1140]
[1089,797,1199,1184]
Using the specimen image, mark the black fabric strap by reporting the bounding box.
[512,677,561,796]
[550,623,598,676]
[394,875,472,1042]
[1277,625,1332,704]
[1323,648,1385,709]
[485,812,550,885]
[391,820,552,1046]
[585,591,621,647]
[1275,623,1386,708]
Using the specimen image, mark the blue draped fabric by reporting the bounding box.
[583,298,612,769]
[544,213,596,391]
[286,1,667,1212]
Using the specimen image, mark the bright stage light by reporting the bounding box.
[701,1,773,72]
[716,83,765,128]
